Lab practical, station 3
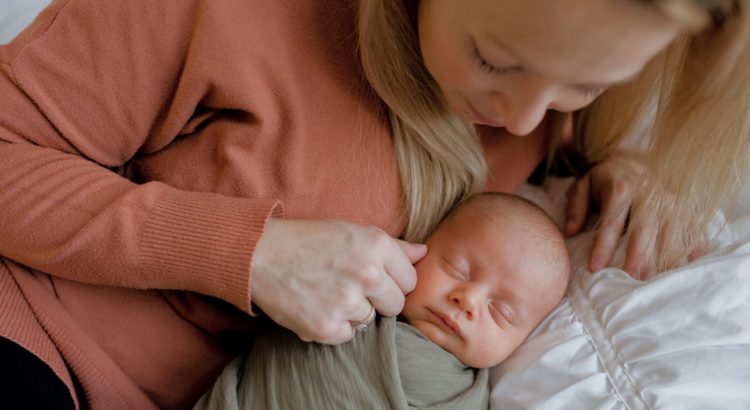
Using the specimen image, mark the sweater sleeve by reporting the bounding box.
[0,0,280,313]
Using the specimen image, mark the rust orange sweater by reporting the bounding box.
[0,0,545,408]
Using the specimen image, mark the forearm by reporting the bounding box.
[0,141,281,311]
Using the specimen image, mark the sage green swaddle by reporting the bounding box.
[195,317,488,409]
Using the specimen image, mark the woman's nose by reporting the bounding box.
[489,82,552,136]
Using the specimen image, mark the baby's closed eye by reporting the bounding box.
[441,257,469,281]
[489,301,514,326]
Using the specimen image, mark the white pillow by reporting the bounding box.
[0,0,50,44]
[490,186,750,409]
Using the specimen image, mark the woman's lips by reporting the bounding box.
[468,103,505,128]
[429,309,462,338]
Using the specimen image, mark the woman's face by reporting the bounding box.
[418,0,681,136]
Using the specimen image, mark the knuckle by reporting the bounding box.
[308,319,337,341]
[613,179,631,198]
[358,265,382,290]
[337,289,359,310]
[365,227,392,250]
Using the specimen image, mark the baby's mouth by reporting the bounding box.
[429,308,462,338]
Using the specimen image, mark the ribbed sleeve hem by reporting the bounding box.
[139,187,283,313]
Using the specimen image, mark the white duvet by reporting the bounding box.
[491,179,750,409]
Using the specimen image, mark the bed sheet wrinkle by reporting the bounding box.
[491,178,750,409]
[492,372,622,410]
[569,269,649,410]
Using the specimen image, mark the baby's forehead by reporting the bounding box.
[455,195,546,226]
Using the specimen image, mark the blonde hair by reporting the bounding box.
[577,1,750,270]
[358,0,749,271]
[357,0,486,243]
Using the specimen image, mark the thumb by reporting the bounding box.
[396,240,428,264]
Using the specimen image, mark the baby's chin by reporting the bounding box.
[407,318,456,352]
[414,322,510,368]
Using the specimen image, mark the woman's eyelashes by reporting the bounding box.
[470,38,607,99]
[470,40,521,76]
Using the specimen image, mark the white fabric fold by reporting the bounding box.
[492,178,750,409]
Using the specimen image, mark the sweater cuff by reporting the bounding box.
[139,186,283,313]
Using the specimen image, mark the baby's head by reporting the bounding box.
[402,192,570,368]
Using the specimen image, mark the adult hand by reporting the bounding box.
[250,218,427,344]
[563,152,654,279]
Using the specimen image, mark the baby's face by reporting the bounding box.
[402,208,563,368]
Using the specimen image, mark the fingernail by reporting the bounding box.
[590,257,603,271]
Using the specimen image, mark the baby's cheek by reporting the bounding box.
[414,321,454,353]
[461,329,516,368]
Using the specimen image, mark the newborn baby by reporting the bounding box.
[195,192,570,410]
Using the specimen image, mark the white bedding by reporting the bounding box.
[3,3,750,408]
[0,0,49,44]
[493,178,750,409]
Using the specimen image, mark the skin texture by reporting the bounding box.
[401,197,568,368]
[418,0,679,136]
[253,219,426,344]
[418,0,682,278]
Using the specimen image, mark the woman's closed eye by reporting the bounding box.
[469,37,608,100]
[470,39,522,77]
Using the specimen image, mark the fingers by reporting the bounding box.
[396,239,428,264]
[299,297,374,345]
[363,239,424,317]
[622,222,657,280]
[312,319,356,345]
[385,239,422,294]
[688,241,707,262]
[347,302,376,328]
[366,268,405,317]
[589,180,631,271]
[251,219,422,345]
[565,174,591,236]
